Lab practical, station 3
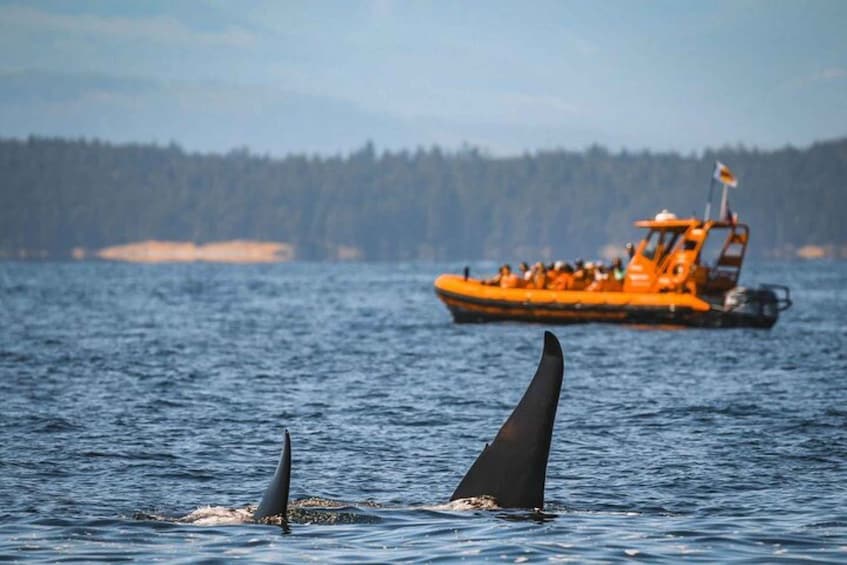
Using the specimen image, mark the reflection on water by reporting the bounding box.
[0,260,845,561]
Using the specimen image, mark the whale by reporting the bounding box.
[253,429,292,521]
[450,330,564,509]
[249,331,563,522]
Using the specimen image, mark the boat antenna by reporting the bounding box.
[704,163,716,220]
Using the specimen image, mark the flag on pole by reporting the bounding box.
[713,161,738,188]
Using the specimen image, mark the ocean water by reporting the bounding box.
[0,260,845,562]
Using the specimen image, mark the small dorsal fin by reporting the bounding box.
[254,430,291,520]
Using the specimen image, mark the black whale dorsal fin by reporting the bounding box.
[254,429,292,520]
[450,331,564,509]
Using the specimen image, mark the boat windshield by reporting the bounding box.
[641,229,682,263]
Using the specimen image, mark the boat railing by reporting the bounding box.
[760,283,793,312]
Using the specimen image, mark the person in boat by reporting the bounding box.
[530,262,548,289]
[571,259,588,291]
[548,260,564,281]
[585,262,616,292]
[611,257,625,281]
[586,262,606,292]
[499,265,522,288]
[548,261,574,290]
[482,264,511,286]
[584,261,597,284]
[586,261,624,292]
[602,260,624,291]
[519,262,532,284]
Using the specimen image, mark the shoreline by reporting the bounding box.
[82,240,294,264]
[1,242,845,263]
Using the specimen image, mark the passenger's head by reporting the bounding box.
[500,264,511,275]
[612,257,623,269]
[554,260,565,271]
[519,262,529,272]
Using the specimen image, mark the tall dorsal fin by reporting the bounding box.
[254,429,291,521]
[450,331,564,509]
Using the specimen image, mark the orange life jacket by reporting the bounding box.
[548,272,573,290]
[500,274,521,288]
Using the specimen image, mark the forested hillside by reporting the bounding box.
[2,136,846,260]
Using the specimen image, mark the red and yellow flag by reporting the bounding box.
[713,161,738,188]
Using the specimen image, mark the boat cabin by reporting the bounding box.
[623,210,749,296]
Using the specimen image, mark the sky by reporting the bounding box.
[0,0,845,156]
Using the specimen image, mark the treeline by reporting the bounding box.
[1,136,846,260]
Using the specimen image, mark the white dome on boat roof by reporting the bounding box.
[655,209,677,221]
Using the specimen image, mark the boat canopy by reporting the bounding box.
[633,217,739,231]
[625,210,749,296]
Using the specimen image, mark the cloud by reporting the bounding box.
[814,67,847,81]
[368,0,396,20]
[0,4,256,48]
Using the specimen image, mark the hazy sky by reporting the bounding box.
[1,0,845,155]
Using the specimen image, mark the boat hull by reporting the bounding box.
[434,275,779,329]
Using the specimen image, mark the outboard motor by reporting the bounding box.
[723,285,791,327]
[727,286,775,317]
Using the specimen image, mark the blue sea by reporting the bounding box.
[1,260,845,562]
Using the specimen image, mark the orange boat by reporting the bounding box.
[434,211,791,328]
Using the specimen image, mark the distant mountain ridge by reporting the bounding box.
[1,136,846,261]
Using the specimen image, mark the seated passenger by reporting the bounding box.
[571,260,588,291]
[549,260,564,279]
[586,263,608,292]
[482,264,510,286]
[582,261,597,288]
[587,263,623,292]
[604,262,624,291]
[530,262,547,289]
[500,268,522,288]
[518,262,532,284]
[548,261,574,290]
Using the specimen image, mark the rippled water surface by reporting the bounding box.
[1,261,845,562]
